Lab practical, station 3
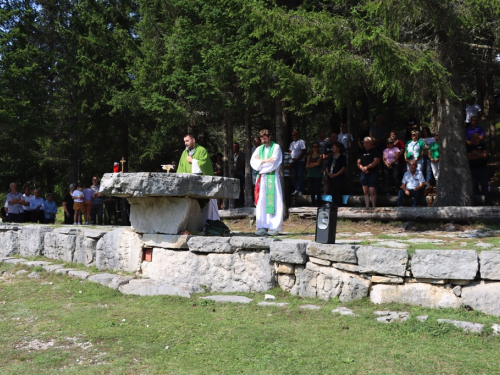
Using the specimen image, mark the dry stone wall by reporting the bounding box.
[1,223,500,316]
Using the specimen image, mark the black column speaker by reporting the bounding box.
[315,203,338,244]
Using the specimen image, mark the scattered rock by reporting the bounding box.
[452,285,462,297]
[475,242,494,249]
[437,319,484,333]
[67,270,90,279]
[264,294,275,301]
[54,269,77,275]
[3,258,27,264]
[443,223,460,232]
[16,270,28,275]
[300,305,321,310]
[43,264,65,272]
[120,279,202,297]
[199,295,253,304]
[400,221,416,231]
[492,324,500,335]
[27,272,40,279]
[87,273,116,286]
[257,302,288,307]
[332,307,357,316]
[354,232,372,237]
[24,261,52,267]
[108,275,134,290]
[374,311,410,323]
[417,315,428,322]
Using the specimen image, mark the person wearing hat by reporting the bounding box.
[113,162,119,173]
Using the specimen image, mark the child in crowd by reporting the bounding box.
[43,193,57,224]
[82,183,94,225]
[72,183,84,225]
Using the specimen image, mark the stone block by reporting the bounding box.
[96,228,143,273]
[24,261,51,267]
[278,273,295,292]
[411,250,478,280]
[371,275,404,284]
[18,225,54,257]
[291,262,370,302]
[128,197,202,235]
[230,236,273,249]
[370,283,461,309]
[142,234,191,249]
[187,236,233,253]
[277,263,294,274]
[479,251,500,280]
[414,278,447,285]
[119,279,202,297]
[54,268,77,275]
[461,282,500,317]
[73,237,97,266]
[4,258,26,264]
[87,273,117,286]
[306,243,358,264]
[68,270,90,279]
[331,263,364,273]
[270,240,309,264]
[356,247,408,276]
[0,231,19,257]
[44,233,77,262]
[141,248,275,293]
[309,257,331,266]
[43,264,64,272]
[108,275,134,290]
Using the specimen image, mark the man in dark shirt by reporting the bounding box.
[404,111,420,142]
[357,137,381,208]
[467,133,492,205]
[357,120,371,151]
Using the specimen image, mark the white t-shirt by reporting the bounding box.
[22,194,34,212]
[72,190,84,203]
[402,170,426,189]
[406,141,422,159]
[465,103,481,123]
[288,139,306,161]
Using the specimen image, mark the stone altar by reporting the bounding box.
[99,173,239,234]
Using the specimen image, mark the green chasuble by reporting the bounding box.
[177,145,214,176]
[258,141,276,215]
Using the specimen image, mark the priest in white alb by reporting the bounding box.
[250,129,283,236]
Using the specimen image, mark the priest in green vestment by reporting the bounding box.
[177,134,214,175]
[177,133,219,221]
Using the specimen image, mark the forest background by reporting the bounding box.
[1,0,499,208]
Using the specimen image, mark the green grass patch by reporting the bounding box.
[1,263,500,374]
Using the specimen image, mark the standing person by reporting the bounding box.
[338,124,353,151]
[62,184,75,224]
[5,183,24,223]
[323,133,346,195]
[251,129,283,236]
[283,149,293,209]
[288,130,306,195]
[306,142,323,207]
[82,183,94,225]
[397,161,425,207]
[326,142,347,207]
[29,189,45,223]
[72,183,84,225]
[421,126,435,184]
[465,116,485,144]
[43,193,57,224]
[390,130,406,180]
[404,111,420,142]
[233,142,245,207]
[251,137,261,186]
[21,186,34,222]
[91,177,104,225]
[177,133,219,222]
[465,97,482,125]
[404,130,425,171]
[357,137,380,208]
[357,120,371,151]
[317,130,331,195]
[429,132,440,184]
[369,115,389,154]
[467,133,492,205]
[383,138,401,195]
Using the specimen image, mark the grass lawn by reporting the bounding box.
[1,261,500,374]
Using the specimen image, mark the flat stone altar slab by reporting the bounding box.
[99,172,239,199]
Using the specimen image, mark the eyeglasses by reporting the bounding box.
[313,145,319,148]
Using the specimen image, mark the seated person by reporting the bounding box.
[397,161,425,207]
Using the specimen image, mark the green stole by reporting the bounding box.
[258,142,276,215]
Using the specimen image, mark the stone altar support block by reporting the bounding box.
[99,172,239,199]
[128,197,202,234]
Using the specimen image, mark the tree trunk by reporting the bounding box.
[223,110,234,209]
[275,97,288,220]
[68,115,79,184]
[244,107,253,207]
